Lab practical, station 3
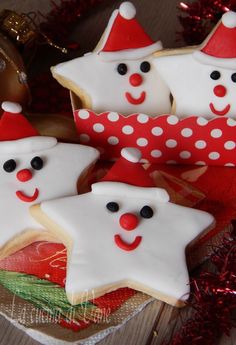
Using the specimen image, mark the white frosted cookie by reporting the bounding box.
[31,148,214,306]
[154,11,236,119]
[0,101,99,258]
[51,2,171,116]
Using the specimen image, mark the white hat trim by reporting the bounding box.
[0,136,57,155]
[92,181,170,202]
[193,50,236,69]
[98,41,163,61]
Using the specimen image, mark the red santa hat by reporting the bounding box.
[97,1,162,61]
[101,147,155,187]
[193,11,236,69]
[0,101,57,154]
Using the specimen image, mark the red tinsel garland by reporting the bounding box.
[166,220,236,345]
[178,0,236,45]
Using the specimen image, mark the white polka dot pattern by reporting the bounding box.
[108,136,119,145]
[137,138,148,147]
[78,110,90,119]
[166,139,177,148]
[151,127,163,136]
[137,114,149,123]
[74,110,236,166]
[181,128,193,137]
[108,112,119,122]
[122,125,134,135]
[93,123,104,133]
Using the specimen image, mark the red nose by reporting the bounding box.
[119,213,139,231]
[213,85,227,97]
[129,73,143,87]
[16,169,32,182]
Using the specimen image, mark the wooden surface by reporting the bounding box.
[0,297,235,345]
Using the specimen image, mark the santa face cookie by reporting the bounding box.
[31,181,214,307]
[51,2,171,116]
[154,11,236,119]
[31,148,214,307]
[0,102,99,257]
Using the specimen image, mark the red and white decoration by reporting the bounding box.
[154,11,236,119]
[0,101,99,254]
[33,147,214,306]
[52,1,171,116]
[74,109,236,166]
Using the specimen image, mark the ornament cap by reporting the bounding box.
[119,2,136,20]
[2,101,22,114]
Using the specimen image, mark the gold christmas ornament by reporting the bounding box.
[0,10,36,44]
[0,32,30,110]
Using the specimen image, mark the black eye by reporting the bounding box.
[231,73,236,82]
[3,159,16,173]
[210,70,221,80]
[106,202,119,212]
[140,205,153,219]
[117,63,128,75]
[31,156,43,170]
[140,61,151,73]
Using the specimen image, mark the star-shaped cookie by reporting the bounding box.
[31,181,214,307]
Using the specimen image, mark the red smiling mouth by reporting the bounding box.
[209,103,230,116]
[114,234,142,251]
[16,188,39,202]
[125,91,146,105]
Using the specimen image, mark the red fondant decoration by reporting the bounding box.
[101,149,154,187]
[16,169,32,182]
[16,188,39,202]
[0,113,39,141]
[213,85,227,97]
[129,73,143,87]
[102,15,155,52]
[114,234,142,251]
[119,213,139,230]
[125,91,146,104]
[74,110,236,166]
[201,24,236,58]
[209,103,230,116]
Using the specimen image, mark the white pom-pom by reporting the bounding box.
[121,147,141,163]
[222,11,236,28]
[1,101,22,114]
[119,2,136,20]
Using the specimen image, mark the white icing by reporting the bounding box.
[222,11,236,28]
[154,52,236,118]
[38,181,214,305]
[0,142,99,248]
[0,137,57,154]
[98,42,163,61]
[91,182,170,202]
[1,101,22,114]
[119,2,136,20]
[193,50,236,69]
[52,54,171,116]
[121,147,141,162]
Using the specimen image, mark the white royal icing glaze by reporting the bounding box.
[121,147,141,163]
[38,181,214,305]
[154,52,236,118]
[222,11,236,28]
[2,101,22,114]
[52,53,171,116]
[0,141,99,248]
[119,2,136,20]
[0,136,57,154]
